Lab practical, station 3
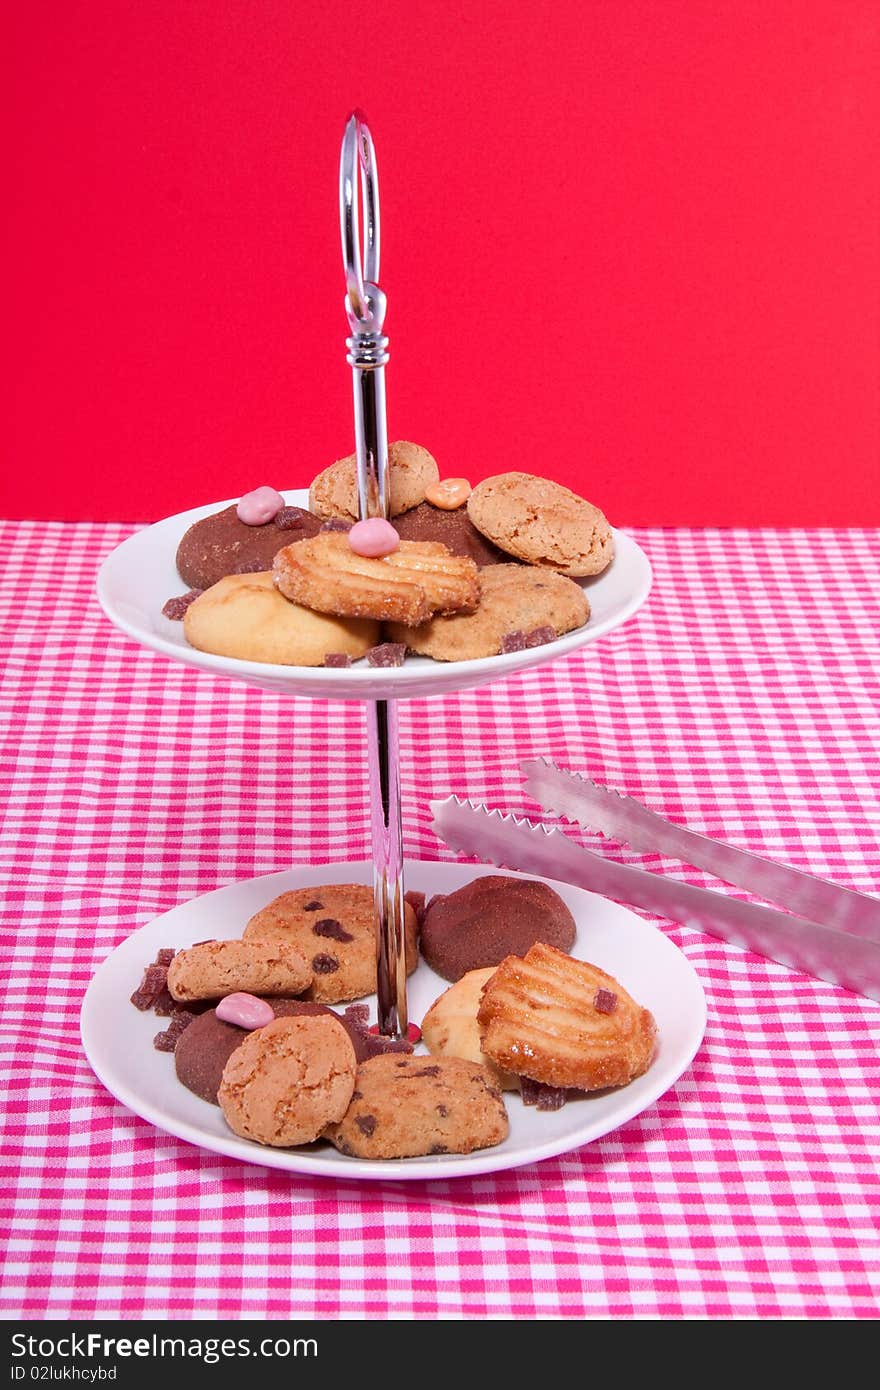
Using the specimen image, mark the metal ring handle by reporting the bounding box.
[340,110,381,327]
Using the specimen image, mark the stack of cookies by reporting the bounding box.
[131,874,657,1161]
[165,442,614,666]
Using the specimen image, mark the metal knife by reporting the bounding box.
[430,796,880,1004]
[520,758,880,945]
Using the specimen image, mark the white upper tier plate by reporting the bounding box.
[97,491,652,700]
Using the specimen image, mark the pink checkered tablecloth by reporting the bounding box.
[1,520,879,1319]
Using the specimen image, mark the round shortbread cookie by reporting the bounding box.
[467,473,614,577]
[166,939,312,1003]
[385,564,588,662]
[421,969,518,1091]
[323,1054,509,1159]
[218,1015,356,1147]
[243,883,420,1004]
[309,441,440,521]
[183,571,379,665]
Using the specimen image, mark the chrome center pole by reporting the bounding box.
[340,111,407,1037]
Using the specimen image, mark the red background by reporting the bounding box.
[3,1,878,525]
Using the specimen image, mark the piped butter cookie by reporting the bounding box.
[477,943,657,1092]
[272,532,479,625]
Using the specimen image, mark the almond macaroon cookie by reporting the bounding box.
[219,1014,357,1147]
[309,441,440,521]
[166,939,312,1003]
[467,473,614,577]
[183,571,380,665]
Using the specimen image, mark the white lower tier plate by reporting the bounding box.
[81,861,706,1181]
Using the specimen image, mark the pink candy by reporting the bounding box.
[236,486,284,525]
[215,992,275,1030]
[347,517,400,558]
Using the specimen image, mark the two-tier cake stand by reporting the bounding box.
[82,115,704,1180]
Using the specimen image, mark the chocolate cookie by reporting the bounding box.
[392,501,510,567]
[420,875,577,981]
[467,473,614,577]
[243,884,420,1004]
[385,564,588,662]
[176,504,323,590]
[183,571,380,666]
[323,1054,509,1159]
[219,1015,357,1147]
[309,441,439,521]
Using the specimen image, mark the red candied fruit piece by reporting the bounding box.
[525,625,556,648]
[500,631,526,653]
[594,988,618,1014]
[324,653,353,668]
[520,1077,568,1110]
[274,506,310,531]
[162,590,203,620]
[366,643,406,668]
[368,1022,422,1045]
[153,1010,197,1052]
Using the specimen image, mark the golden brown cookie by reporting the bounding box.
[467,473,614,576]
[477,943,657,1091]
[166,939,312,1002]
[309,441,440,521]
[272,532,479,625]
[323,1054,509,1159]
[385,564,588,662]
[218,1015,356,1147]
[243,883,419,1004]
[183,572,379,665]
[421,969,518,1091]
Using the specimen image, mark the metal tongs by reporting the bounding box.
[432,759,880,1003]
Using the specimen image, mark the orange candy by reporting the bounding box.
[425,477,471,510]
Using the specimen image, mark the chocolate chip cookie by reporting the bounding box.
[242,884,420,1004]
[385,564,589,661]
[323,1054,509,1159]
